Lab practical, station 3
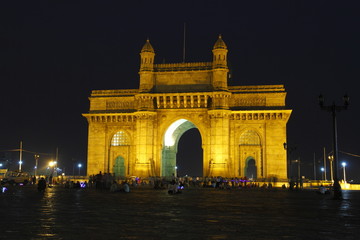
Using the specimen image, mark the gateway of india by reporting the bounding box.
[83,35,292,181]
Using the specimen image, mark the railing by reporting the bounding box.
[154,62,212,72]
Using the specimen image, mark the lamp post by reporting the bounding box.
[328,155,334,182]
[19,141,23,172]
[175,166,178,178]
[78,163,82,176]
[296,159,301,183]
[283,143,296,181]
[48,161,57,185]
[319,94,349,199]
[49,161,57,175]
[321,167,325,181]
[34,154,39,177]
[342,162,347,184]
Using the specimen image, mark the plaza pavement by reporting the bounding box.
[1,184,359,240]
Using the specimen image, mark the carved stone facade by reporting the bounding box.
[83,36,292,180]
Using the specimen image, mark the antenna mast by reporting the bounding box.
[183,22,186,63]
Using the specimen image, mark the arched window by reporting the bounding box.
[111,131,130,146]
[240,130,261,145]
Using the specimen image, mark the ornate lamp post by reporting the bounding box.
[319,94,349,199]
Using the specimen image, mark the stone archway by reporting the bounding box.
[176,128,203,177]
[245,157,257,180]
[84,36,291,180]
[161,119,202,177]
[114,156,126,178]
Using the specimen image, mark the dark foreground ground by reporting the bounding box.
[1,185,359,240]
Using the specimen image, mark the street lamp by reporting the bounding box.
[293,159,301,183]
[78,163,82,176]
[319,94,349,200]
[49,161,56,168]
[320,167,325,181]
[283,143,296,181]
[328,155,334,182]
[19,141,23,172]
[342,162,347,184]
[49,161,57,176]
[175,166,178,178]
[19,160,23,172]
[48,161,57,185]
[34,154,39,177]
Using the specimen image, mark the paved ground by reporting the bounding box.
[1,184,360,240]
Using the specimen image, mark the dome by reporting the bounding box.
[213,35,227,49]
[141,39,154,53]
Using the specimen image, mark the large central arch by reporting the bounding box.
[161,119,202,177]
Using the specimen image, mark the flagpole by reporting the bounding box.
[183,22,186,63]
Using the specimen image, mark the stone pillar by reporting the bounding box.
[264,119,288,181]
[86,122,107,176]
[208,110,230,177]
[134,111,157,177]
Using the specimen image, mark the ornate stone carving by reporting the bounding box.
[106,101,134,110]
[230,97,266,107]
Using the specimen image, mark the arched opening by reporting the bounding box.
[114,156,126,178]
[176,128,203,177]
[245,157,257,180]
[110,131,130,177]
[161,119,203,178]
[239,130,262,178]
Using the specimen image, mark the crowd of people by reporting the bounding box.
[30,171,333,195]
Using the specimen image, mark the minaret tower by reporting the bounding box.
[139,39,155,92]
[212,35,229,91]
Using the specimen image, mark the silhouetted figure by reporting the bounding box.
[37,177,47,192]
[123,181,130,193]
[110,180,119,192]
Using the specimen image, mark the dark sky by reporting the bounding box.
[1,1,359,181]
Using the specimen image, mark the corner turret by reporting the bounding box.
[212,35,229,91]
[139,39,155,92]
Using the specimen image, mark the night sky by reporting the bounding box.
[1,1,359,181]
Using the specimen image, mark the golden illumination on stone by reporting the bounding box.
[164,119,187,147]
[83,36,292,180]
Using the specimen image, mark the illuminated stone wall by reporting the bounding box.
[83,36,292,180]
